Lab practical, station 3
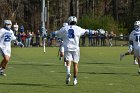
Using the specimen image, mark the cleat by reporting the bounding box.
[120,54,124,61]
[134,60,138,65]
[138,68,140,75]
[138,71,140,75]
[0,72,6,76]
[59,57,62,61]
[73,78,78,85]
[66,74,71,84]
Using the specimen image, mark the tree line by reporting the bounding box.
[0,0,140,34]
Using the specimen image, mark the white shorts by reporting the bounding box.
[64,51,80,63]
[60,46,64,53]
[134,46,140,58]
[0,48,11,57]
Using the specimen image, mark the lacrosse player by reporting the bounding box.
[129,21,140,74]
[0,20,18,76]
[120,42,138,65]
[58,23,68,66]
[55,16,88,85]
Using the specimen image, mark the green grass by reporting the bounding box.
[0,47,140,93]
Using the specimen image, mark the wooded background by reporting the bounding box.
[0,0,140,34]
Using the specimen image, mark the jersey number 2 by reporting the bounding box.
[4,35,11,42]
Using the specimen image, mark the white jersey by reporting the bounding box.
[129,29,140,48]
[0,28,16,52]
[55,25,86,51]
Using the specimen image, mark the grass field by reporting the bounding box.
[0,47,140,93]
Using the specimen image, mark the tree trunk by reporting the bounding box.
[76,0,79,20]
[47,0,50,32]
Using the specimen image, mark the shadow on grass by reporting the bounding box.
[9,63,56,67]
[0,82,68,88]
[58,71,132,76]
[79,71,135,76]
[0,82,49,87]
[85,62,113,65]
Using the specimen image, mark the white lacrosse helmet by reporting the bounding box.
[4,20,12,29]
[63,23,68,27]
[134,21,140,29]
[68,16,77,25]
[4,20,12,25]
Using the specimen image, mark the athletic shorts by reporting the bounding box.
[64,51,80,63]
[0,48,11,57]
[60,46,64,53]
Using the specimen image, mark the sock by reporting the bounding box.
[64,62,67,66]
[138,68,140,72]
[0,67,2,72]
[0,70,4,73]
[59,57,62,61]
[66,66,70,75]
[0,68,4,73]
[74,76,77,79]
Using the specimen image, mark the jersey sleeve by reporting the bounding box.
[79,28,87,36]
[11,30,17,40]
[0,29,3,38]
[55,27,64,37]
[129,31,134,41]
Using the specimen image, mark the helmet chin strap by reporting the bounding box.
[6,25,11,28]
[4,26,11,31]
[135,27,140,31]
[134,25,140,31]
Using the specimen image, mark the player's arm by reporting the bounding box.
[11,31,19,45]
[55,27,64,37]
[128,31,134,53]
[0,29,4,38]
[127,40,133,54]
[79,28,87,36]
[129,40,133,45]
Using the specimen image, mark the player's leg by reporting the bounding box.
[72,51,80,85]
[59,46,64,61]
[134,55,138,65]
[137,57,140,74]
[73,62,78,85]
[64,57,67,66]
[109,39,112,47]
[134,49,140,74]
[65,60,71,84]
[120,51,130,61]
[64,51,72,84]
[60,46,67,66]
[120,48,133,61]
[59,52,64,61]
[0,55,10,76]
[130,51,137,64]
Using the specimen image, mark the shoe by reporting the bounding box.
[64,62,67,66]
[0,72,6,76]
[120,54,124,61]
[59,57,62,61]
[66,74,71,84]
[138,70,140,75]
[134,60,138,65]
[73,78,78,85]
